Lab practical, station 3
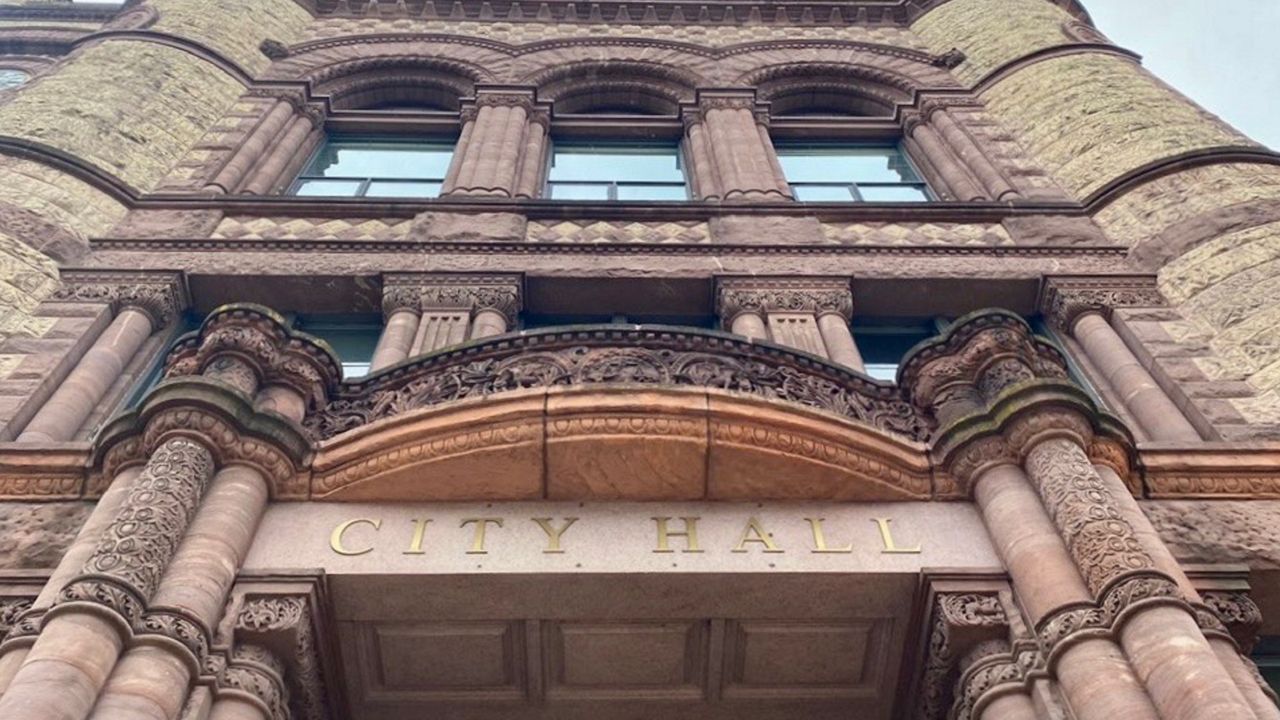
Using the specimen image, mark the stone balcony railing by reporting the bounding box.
[302,324,934,442]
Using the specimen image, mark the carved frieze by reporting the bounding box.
[1039,275,1166,332]
[383,273,522,327]
[49,270,188,327]
[716,277,854,326]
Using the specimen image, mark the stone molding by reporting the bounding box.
[459,86,549,124]
[1199,591,1264,651]
[914,587,1012,720]
[48,270,189,327]
[164,303,343,405]
[1039,275,1166,332]
[382,273,523,326]
[715,276,854,326]
[1035,571,1186,665]
[952,639,1039,720]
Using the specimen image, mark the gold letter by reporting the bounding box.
[461,517,504,554]
[652,517,703,553]
[330,518,381,556]
[532,517,578,554]
[732,516,784,554]
[872,518,921,554]
[805,518,853,554]
[403,518,431,555]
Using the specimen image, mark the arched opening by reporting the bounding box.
[746,64,915,118]
[309,59,483,112]
[534,62,699,116]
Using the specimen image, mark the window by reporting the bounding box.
[290,137,454,198]
[1256,637,1280,696]
[852,319,943,382]
[521,312,716,330]
[776,145,930,202]
[0,69,29,91]
[546,142,688,201]
[293,316,381,380]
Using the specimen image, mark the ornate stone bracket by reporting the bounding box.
[1039,275,1166,332]
[228,589,334,720]
[48,270,188,327]
[913,586,1012,720]
[383,273,522,328]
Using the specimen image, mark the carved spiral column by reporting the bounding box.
[380,274,522,358]
[443,88,550,198]
[17,276,185,443]
[716,277,864,370]
[682,90,790,202]
[1042,277,1201,442]
[901,310,1258,720]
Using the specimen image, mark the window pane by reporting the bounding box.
[549,182,610,200]
[858,185,930,202]
[307,142,454,180]
[792,184,856,202]
[294,321,380,380]
[616,184,688,201]
[549,145,684,183]
[0,69,29,91]
[365,180,442,198]
[777,146,923,185]
[863,363,900,382]
[294,179,364,197]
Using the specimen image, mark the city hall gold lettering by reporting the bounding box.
[328,515,922,556]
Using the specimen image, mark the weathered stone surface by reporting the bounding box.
[911,0,1077,84]
[0,501,91,569]
[409,211,527,243]
[150,0,311,75]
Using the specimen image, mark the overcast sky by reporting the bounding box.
[1083,1,1280,149]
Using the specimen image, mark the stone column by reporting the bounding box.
[209,645,287,720]
[240,105,323,195]
[18,277,184,443]
[716,278,867,369]
[1042,277,1201,442]
[906,113,986,202]
[204,94,298,194]
[683,90,790,202]
[384,274,522,356]
[0,438,217,720]
[0,466,143,696]
[443,87,550,198]
[900,310,1259,720]
[928,104,1020,201]
[369,288,422,372]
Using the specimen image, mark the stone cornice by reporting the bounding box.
[1038,275,1165,332]
[49,269,188,327]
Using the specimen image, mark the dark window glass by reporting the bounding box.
[1255,636,1280,696]
[546,143,688,201]
[776,145,931,203]
[522,313,716,330]
[290,138,454,198]
[293,316,381,380]
[852,320,941,382]
[0,69,29,91]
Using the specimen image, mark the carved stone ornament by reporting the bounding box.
[223,643,290,720]
[55,438,215,629]
[0,598,33,642]
[952,640,1039,720]
[383,273,522,327]
[915,592,1009,720]
[305,324,931,441]
[1036,571,1186,664]
[49,270,187,327]
[1039,275,1166,332]
[164,304,342,402]
[716,277,854,324]
[1200,591,1264,651]
[235,595,331,720]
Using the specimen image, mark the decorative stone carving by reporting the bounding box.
[306,325,930,441]
[235,595,331,720]
[164,304,342,403]
[383,273,522,328]
[0,598,32,641]
[137,608,211,666]
[1039,275,1166,332]
[716,277,853,325]
[49,270,187,327]
[1036,572,1185,660]
[223,643,290,720]
[1200,591,1264,651]
[56,438,215,627]
[916,592,1009,720]
[952,640,1034,720]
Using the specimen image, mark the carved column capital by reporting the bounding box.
[1199,591,1264,651]
[953,640,1037,720]
[915,589,1011,720]
[1036,571,1186,663]
[221,643,290,720]
[233,593,331,720]
[50,270,188,327]
[715,277,853,326]
[385,273,523,329]
[164,304,342,405]
[1039,275,1165,332]
[461,86,548,121]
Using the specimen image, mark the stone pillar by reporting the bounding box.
[18,277,184,443]
[906,113,986,202]
[1042,277,1201,442]
[928,104,1020,201]
[716,278,867,370]
[370,290,422,372]
[900,309,1259,720]
[209,645,287,720]
[383,274,522,356]
[682,89,790,202]
[204,95,298,194]
[240,105,323,195]
[443,87,550,198]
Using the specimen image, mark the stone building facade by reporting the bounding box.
[0,0,1277,718]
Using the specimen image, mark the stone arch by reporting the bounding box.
[743,62,917,116]
[309,56,487,111]
[529,60,701,115]
[265,39,511,90]
[721,46,961,96]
